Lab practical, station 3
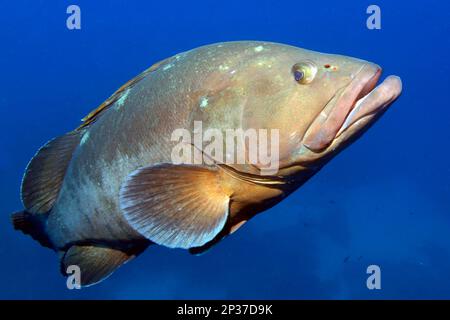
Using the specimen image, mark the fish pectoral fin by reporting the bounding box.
[21,130,82,214]
[119,163,231,249]
[189,219,248,256]
[61,245,133,287]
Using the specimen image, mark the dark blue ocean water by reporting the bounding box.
[0,0,449,299]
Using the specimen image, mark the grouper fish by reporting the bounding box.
[11,41,402,286]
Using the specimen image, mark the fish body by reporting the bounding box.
[12,41,402,286]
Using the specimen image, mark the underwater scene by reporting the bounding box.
[0,0,449,299]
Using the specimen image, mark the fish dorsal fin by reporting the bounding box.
[61,245,133,287]
[77,56,175,130]
[21,131,81,214]
[119,163,231,249]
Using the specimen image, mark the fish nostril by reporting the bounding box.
[324,64,338,71]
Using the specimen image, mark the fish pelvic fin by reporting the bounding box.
[21,130,82,214]
[60,244,144,287]
[119,163,232,249]
[11,210,52,249]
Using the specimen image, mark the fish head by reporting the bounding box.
[239,44,402,178]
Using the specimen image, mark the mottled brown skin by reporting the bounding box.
[14,41,402,284]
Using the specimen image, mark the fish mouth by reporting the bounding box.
[302,64,402,152]
[335,68,402,138]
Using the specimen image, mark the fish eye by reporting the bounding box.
[294,70,304,82]
[292,61,317,84]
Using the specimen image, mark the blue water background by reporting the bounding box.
[0,0,449,299]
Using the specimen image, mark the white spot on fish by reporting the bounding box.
[163,63,173,71]
[80,131,90,146]
[296,144,309,156]
[199,97,209,108]
[256,59,272,68]
[254,45,264,52]
[116,89,130,108]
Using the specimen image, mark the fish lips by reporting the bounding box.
[302,64,402,153]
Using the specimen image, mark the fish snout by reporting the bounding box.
[294,61,402,170]
[301,63,383,152]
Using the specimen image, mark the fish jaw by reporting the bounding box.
[336,74,402,137]
[302,63,381,152]
[293,64,402,167]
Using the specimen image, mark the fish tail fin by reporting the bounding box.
[11,210,52,249]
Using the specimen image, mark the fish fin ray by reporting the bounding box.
[10,210,52,248]
[61,245,133,287]
[189,220,248,255]
[119,163,230,249]
[21,130,81,214]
